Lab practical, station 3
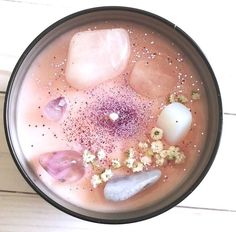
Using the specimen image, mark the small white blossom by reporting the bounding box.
[159,150,168,158]
[168,94,176,103]
[111,159,121,169]
[97,149,106,161]
[150,127,163,140]
[192,91,200,100]
[151,141,164,153]
[175,152,186,164]
[127,148,135,158]
[100,169,113,182]
[140,155,152,166]
[166,146,185,164]
[168,94,188,104]
[138,142,149,150]
[83,150,96,164]
[132,162,144,172]
[167,146,180,160]
[177,95,188,104]
[155,155,165,167]
[91,174,102,188]
[125,157,135,168]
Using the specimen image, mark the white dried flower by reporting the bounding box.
[150,127,163,140]
[192,91,200,100]
[168,93,176,103]
[111,159,121,169]
[159,150,168,158]
[127,148,135,158]
[100,169,113,182]
[166,146,185,164]
[140,155,152,166]
[83,150,96,164]
[169,93,188,104]
[167,146,180,160]
[91,174,102,188]
[97,149,106,161]
[175,152,186,164]
[151,141,164,153]
[177,95,188,104]
[132,162,144,172]
[138,142,149,150]
[125,157,135,168]
[155,155,165,167]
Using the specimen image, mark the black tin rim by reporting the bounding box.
[3,6,223,224]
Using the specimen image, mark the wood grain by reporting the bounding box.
[0,192,235,232]
[0,70,11,92]
[0,94,8,153]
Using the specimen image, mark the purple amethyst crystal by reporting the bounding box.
[39,150,84,182]
[43,97,67,121]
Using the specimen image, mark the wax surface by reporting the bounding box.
[17,20,208,212]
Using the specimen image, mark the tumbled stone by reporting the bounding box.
[39,150,84,182]
[104,169,161,201]
[129,60,176,98]
[66,28,130,89]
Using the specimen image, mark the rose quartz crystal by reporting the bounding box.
[65,28,130,90]
[129,60,177,98]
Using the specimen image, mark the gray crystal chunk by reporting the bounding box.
[104,170,161,202]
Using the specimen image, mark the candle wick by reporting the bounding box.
[108,112,119,122]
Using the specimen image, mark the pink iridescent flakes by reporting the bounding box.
[93,98,140,138]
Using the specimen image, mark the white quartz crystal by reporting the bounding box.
[157,102,192,145]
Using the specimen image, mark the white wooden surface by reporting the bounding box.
[1,0,236,231]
